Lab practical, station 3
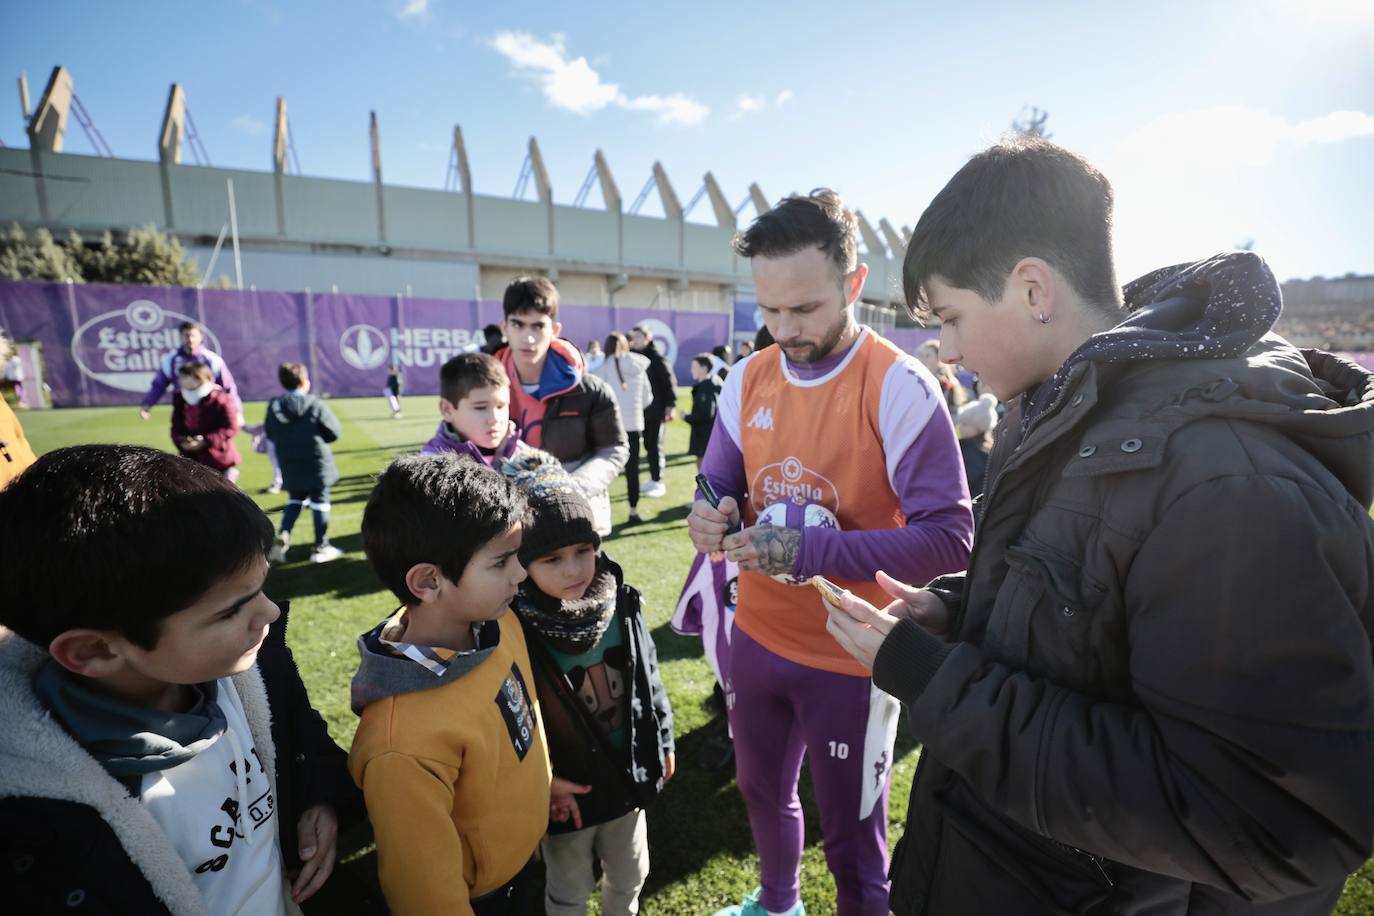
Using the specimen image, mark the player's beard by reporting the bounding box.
[783,309,855,365]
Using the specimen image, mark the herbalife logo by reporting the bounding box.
[340,324,389,371]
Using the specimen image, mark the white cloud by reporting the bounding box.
[232,114,265,136]
[1107,106,1374,281]
[1116,105,1374,170]
[727,89,794,121]
[396,0,429,20]
[490,31,708,126]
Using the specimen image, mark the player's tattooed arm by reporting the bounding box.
[743,524,801,577]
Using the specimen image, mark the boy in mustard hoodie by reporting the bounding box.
[348,454,551,915]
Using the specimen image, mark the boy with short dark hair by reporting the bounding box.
[497,277,627,535]
[265,362,343,564]
[349,454,551,916]
[0,444,362,915]
[421,352,532,467]
[685,353,722,469]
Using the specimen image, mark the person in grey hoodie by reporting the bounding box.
[264,362,343,565]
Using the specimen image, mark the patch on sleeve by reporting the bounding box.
[495,662,538,760]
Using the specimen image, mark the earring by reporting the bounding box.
[1038,312,1050,325]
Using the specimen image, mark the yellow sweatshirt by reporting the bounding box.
[348,610,551,916]
[0,399,36,490]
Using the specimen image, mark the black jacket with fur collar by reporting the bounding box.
[0,603,363,915]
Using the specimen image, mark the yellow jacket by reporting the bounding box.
[348,610,551,916]
[0,399,36,490]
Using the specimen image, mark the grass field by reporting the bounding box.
[16,394,1374,915]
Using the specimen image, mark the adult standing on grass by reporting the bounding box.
[630,324,676,500]
[824,138,1374,916]
[497,277,628,536]
[265,362,343,564]
[138,320,241,422]
[688,189,973,916]
[592,332,652,525]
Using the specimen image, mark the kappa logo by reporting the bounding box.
[340,324,389,371]
[746,406,774,430]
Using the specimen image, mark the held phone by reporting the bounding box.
[695,473,739,533]
[810,575,848,607]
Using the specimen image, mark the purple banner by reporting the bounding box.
[0,280,731,407]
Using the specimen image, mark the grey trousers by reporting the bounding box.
[541,808,649,916]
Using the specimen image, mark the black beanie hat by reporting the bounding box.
[502,450,601,567]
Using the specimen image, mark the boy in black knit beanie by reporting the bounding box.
[504,451,675,916]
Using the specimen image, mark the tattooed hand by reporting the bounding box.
[723,524,801,577]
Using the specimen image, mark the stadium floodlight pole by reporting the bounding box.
[199,223,229,288]
[226,178,243,289]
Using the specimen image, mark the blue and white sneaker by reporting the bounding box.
[712,887,805,916]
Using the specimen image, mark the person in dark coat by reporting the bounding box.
[0,445,364,915]
[825,137,1374,916]
[170,361,242,483]
[685,353,722,469]
[630,325,677,499]
[264,362,344,564]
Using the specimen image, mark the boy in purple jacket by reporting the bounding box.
[421,352,534,468]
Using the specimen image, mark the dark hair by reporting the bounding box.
[178,320,202,333]
[693,353,715,372]
[439,352,509,405]
[732,188,858,279]
[502,276,559,321]
[362,454,526,607]
[0,445,273,649]
[177,361,213,382]
[630,325,651,340]
[711,344,732,364]
[903,137,1122,319]
[279,362,308,390]
[482,323,503,341]
[604,331,628,357]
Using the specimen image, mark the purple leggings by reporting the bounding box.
[727,626,899,916]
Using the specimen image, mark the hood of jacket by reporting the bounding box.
[421,419,523,462]
[1024,252,1374,508]
[499,338,585,403]
[349,613,506,715]
[268,390,313,424]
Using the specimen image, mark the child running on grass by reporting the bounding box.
[264,363,342,564]
[505,451,675,916]
[349,454,550,916]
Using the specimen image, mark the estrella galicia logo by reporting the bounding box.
[70,299,223,393]
[340,324,389,371]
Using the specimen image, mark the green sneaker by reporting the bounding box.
[712,887,804,916]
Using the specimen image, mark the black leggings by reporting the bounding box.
[643,411,664,482]
[625,431,642,507]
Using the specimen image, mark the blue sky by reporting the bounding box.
[4,0,1373,283]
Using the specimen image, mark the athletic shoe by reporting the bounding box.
[267,534,290,564]
[310,544,344,564]
[642,480,667,498]
[626,510,644,525]
[266,483,282,495]
[712,887,804,916]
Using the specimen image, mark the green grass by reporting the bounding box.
[17,395,1374,915]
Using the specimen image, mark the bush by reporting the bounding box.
[0,223,199,287]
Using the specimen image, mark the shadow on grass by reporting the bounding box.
[610,503,691,539]
[266,533,383,603]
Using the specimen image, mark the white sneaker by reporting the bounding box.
[642,480,667,498]
[266,483,282,495]
[267,534,289,564]
[310,544,344,563]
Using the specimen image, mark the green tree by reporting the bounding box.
[76,225,200,287]
[0,224,84,282]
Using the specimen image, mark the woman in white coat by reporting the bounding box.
[592,331,652,524]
